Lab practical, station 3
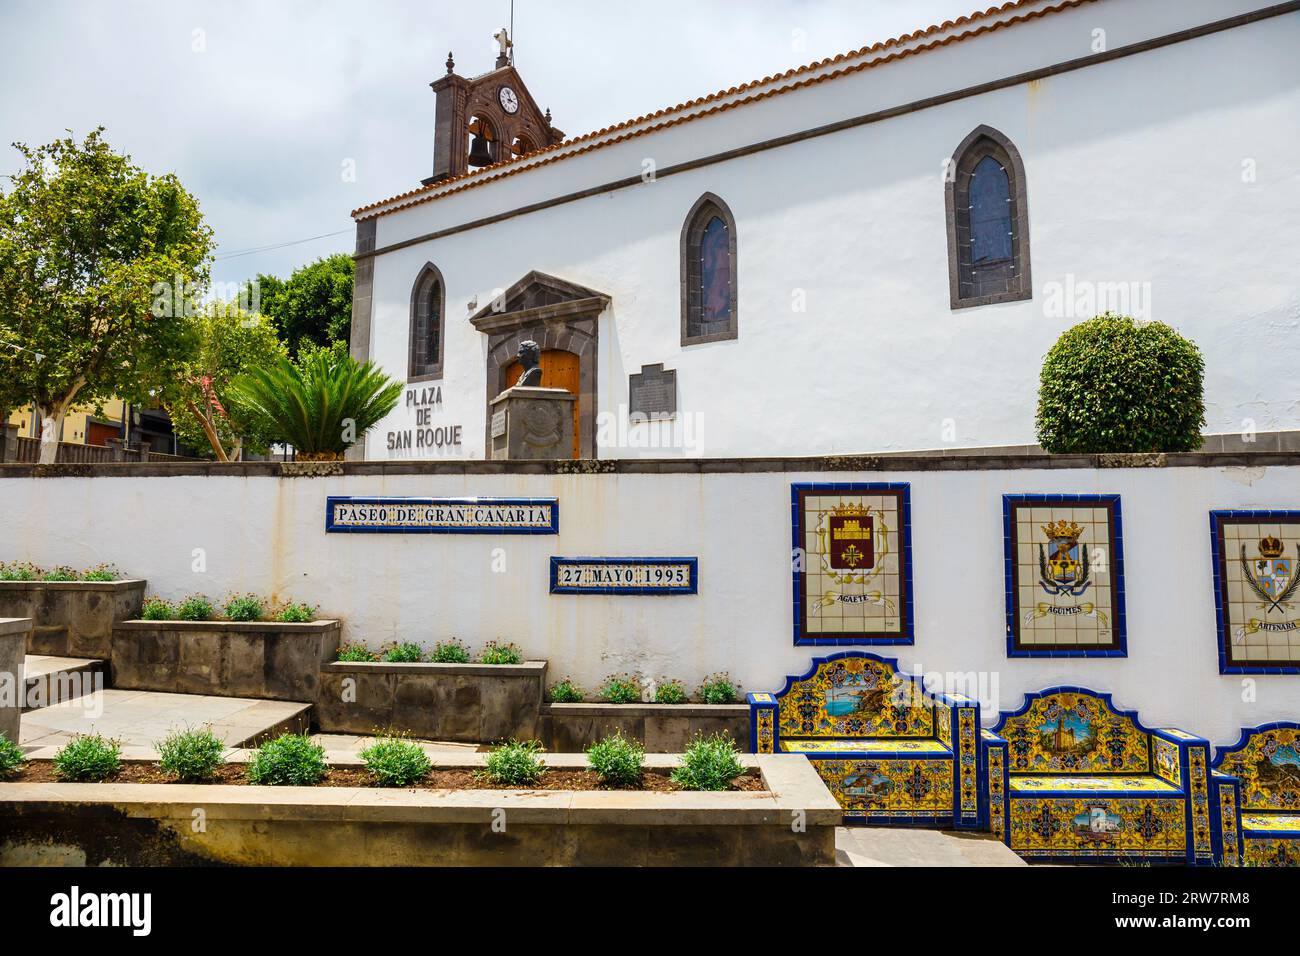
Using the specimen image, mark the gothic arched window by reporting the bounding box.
[409,262,445,380]
[681,192,738,345]
[945,125,1031,309]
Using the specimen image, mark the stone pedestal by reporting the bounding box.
[0,618,28,743]
[489,386,576,460]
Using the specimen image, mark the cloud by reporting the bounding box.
[0,0,980,288]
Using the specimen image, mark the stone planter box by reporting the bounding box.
[317,661,547,743]
[111,620,341,702]
[0,580,145,659]
[0,618,27,743]
[542,703,750,753]
[0,753,838,866]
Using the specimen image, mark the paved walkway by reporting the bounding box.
[20,689,310,750]
[836,827,1025,866]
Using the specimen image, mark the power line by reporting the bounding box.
[213,227,351,261]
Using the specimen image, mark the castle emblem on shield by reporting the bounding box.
[828,507,875,571]
[1242,536,1299,611]
[816,502,888,585]
[1038,519,1091,597]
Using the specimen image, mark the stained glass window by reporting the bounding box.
[409,264,445,379]
[969,155,1012,264]
[683,194,738,344]
[699,216,731,327]
[946,126,1030,308]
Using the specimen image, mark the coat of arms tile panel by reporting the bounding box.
[1210,511,1300,672]
[1003,495,1125,656]
[792,483,913,645]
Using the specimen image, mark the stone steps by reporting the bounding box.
[20,689,313,753]
[22,655,107,712]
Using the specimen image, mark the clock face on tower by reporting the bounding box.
[498,86,519,114]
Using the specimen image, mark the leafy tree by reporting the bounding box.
[0,129,212,463]
[227,350,400,461]
[249,254,354,357]
[162,304,287,461]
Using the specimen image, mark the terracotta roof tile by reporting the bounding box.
[352,0,1093,221]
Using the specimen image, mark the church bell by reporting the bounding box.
[468,133,495,167]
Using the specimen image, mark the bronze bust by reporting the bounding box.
[515,340,543,387]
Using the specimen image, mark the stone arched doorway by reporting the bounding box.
[471,272,610,460]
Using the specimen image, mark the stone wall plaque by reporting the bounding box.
[792,482,913,645]
[629,364,677,420]
[326,496,558,534]
[490,410,507,439]
[550,557,698,595]
[1003,494,1126,657]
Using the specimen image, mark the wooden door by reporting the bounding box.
[503,349,580,459]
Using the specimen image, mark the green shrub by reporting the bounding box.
[598,673,642,704]
[246,733,327,786]
[41,566,78,582]
[1035,313,1206,453]
[653,679,688,705]
[586,731,645,788]
[53,734,121,782]
[697,672,739,705]
[337,643,378,662]
[481,740,545,786]
[176,594,215,622]
[359,735,431,787]
[0,562,38,582]
[80,564,118,582]
[275,602,316,623]
[223,593,263,622]
[0,733,25,777]
[671,733,744,791]
[157,727,225,782]
[478,640,523,665]
[140,596,174,620]
[429,639,471,663]
[227,351,402,459]
[381,642,423,663]
[547,677,584,703]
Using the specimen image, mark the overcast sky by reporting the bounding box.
[0,0,981,288]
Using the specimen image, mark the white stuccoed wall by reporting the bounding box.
[4,462,1298,746]
[358,0,1300,460]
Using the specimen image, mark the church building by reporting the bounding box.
[348,0,1300,460]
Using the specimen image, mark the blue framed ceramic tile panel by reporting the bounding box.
[790,483,913,646]
[1210,511,1300,675]
[325,496,559,534]
[549,556,698,595]
[1002,494,1126,658]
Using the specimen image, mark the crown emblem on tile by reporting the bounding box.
[1259,536,1285,558]
[1041,519,1083,540]
[831,503,871,518]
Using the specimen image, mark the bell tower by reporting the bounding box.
[423,28,565,186]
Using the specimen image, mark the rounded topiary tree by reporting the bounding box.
[1035,313,1205,453]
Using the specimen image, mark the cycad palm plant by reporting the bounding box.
[227,350,402,460]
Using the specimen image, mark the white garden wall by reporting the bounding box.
[3,460,1298,747]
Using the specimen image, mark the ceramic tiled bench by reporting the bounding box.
[981,687,1219,865]
[1212,722,1300,867]
[748,651,980,828]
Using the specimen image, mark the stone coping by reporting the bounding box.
[0,753,839,826]
[2,450,1298,478]
[115,618,341,632]
[543,702,748,717]
[322,660,545,676]
[0,579,146,591]
[0,617,31,637]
